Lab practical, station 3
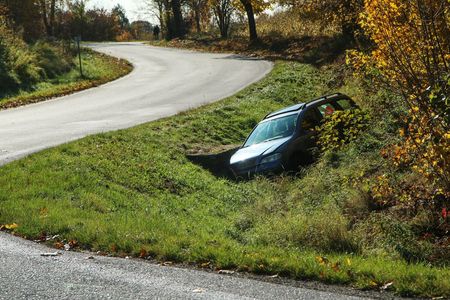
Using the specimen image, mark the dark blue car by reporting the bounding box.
[229,93,357,178]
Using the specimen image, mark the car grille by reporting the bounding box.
[234,157,258,170]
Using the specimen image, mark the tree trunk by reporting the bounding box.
[171,0,185,38]
[49,0,55,36]
[240,0,257,41]
[195,10,201,33]
[39,0,50,36]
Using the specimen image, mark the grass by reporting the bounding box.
[0,48,132,109]
[0,61,449,298]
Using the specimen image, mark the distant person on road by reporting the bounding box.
[153,25,160,40]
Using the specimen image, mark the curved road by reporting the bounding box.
[0,43,373,299]
[0,42,271,165]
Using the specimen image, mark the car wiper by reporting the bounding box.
[262,135,284,143]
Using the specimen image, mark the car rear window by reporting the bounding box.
[318,103,337,116]
[336,99,354,110]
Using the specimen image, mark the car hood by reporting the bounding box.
[230,137,290,165]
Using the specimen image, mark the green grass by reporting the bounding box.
[0,48,132,109]
[0,61,448,297]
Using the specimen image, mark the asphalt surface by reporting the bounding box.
[0,43,373,299]
[0,42,272,165]
[0,232,371,300]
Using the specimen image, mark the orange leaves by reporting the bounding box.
[139,248,148,258]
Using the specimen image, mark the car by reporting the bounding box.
[229,93,358,178]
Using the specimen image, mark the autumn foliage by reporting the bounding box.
[350,0,450,215]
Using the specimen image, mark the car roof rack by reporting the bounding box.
[264,103,305,119]
[264,93,349,119]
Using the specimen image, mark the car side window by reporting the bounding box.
[318,102,337,117]
[336,99,354,110]
[301,108,321,132]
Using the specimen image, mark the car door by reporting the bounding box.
[299,106,322,152]
[286,107,322,166]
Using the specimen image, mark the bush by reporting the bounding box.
[32,41,72,79]
[0,18,41,92]
[317,108,370,151]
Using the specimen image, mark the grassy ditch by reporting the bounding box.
[0,48,132,110]
[0,61,449,297]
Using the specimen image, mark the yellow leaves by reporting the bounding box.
[231,0,270,14]
[316,256,353,277]
[315,256,329,266]
[1,223,19,230]
[345,257,352,266]
[389,2,398,11]
[444,133,450,140]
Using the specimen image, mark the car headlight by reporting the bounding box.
[260,153,282,164]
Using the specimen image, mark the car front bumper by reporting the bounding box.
[230,160,284,178]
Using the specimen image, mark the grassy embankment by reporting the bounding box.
[0,58,449,297]
[0,48,132,109]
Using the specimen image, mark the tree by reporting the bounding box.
[144,0,166,33]
[0,0,44,41]
[145,0,185,39]
[38,0,58,36]
[187,0,208,32]
[282,0,364,40]
[170,0,184,38]
[234,0,268,41]
[210,0,233,38]
[67,0,87,38]
[130,20,152,40]
[112,4,129,30]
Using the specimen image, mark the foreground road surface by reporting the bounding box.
[0,42,272,165]
[0,232,369,300]
[0,43,373,299]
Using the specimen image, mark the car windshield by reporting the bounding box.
[244,114,297,147]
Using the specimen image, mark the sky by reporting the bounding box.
[87,0,149,23]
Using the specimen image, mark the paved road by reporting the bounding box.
[0,42,272,165]
[0,232,369,300]
[0,43,372,299]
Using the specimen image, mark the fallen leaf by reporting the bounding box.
[1,223,18,231]
[54,241,64,249]
[315,256,329,266]
[331,262,341,272]
[139,248,147,258]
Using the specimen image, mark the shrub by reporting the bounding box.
[116,31,133,42]
[350,0,450,203]
[316,108,370,151]
[32,41,72,79]
[0,17,41,92]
